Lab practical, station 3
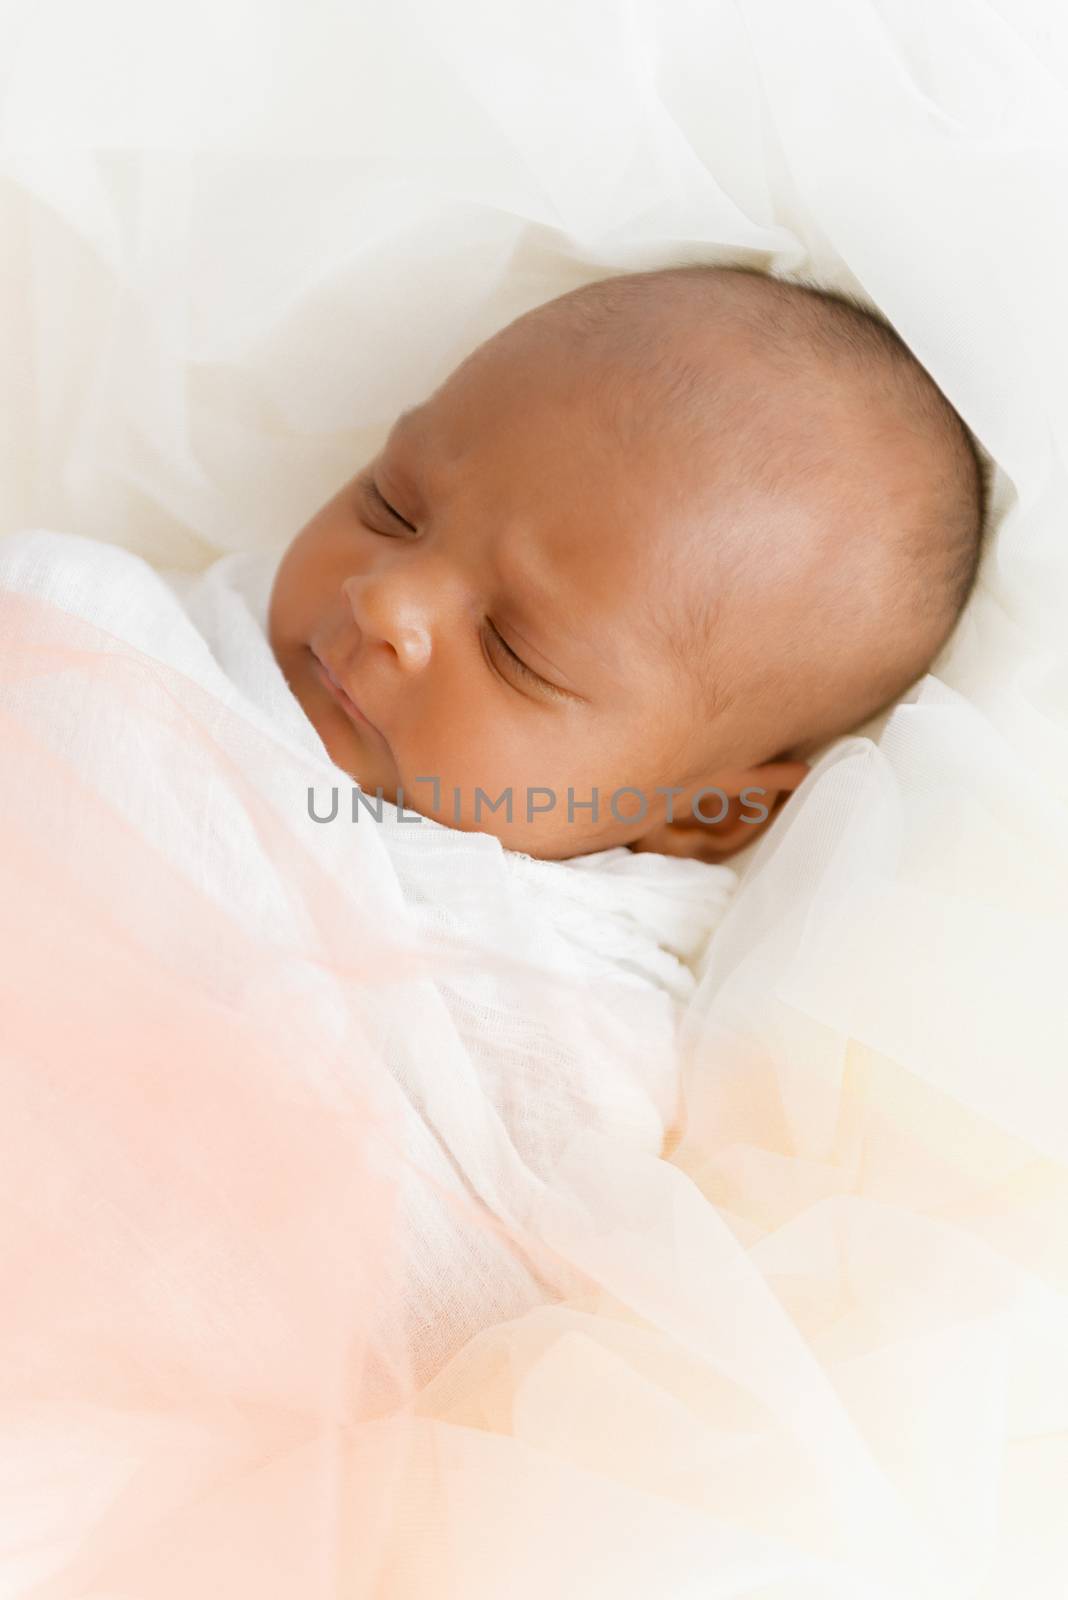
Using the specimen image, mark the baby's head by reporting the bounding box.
[269,265,986,861]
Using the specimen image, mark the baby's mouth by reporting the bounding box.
[309,645,386,743]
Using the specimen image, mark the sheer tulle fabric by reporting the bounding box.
[2,589,1067,1597]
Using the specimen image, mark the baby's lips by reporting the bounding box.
[311,644,387,742]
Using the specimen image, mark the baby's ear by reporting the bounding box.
[630,759,810,863]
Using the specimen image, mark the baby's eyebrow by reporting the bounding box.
[500,564,632,694]
[490,547,581,681]
[394,405,430,448]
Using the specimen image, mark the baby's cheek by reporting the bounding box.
[396,719,521,824]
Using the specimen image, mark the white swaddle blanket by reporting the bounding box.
[2,526,730,997]
[0,526,735,1397]
[3,530,1068,1600]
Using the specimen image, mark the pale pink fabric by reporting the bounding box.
[2,543,1067,1598]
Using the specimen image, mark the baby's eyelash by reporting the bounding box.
[487,625,571,702]
[359,475,415,533]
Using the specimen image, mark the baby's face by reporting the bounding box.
[268,326,784,857]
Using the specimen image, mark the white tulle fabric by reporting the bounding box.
[3,0,1068,1594]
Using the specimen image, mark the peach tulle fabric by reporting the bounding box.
[2,577,1067,1599]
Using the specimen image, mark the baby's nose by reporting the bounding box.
[341,571,433,673]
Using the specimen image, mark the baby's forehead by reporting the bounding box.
[403,315,842,587]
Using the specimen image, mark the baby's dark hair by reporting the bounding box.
[532,262,990,753]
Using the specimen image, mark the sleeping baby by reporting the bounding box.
[267,263,987,864]
[0,262,990,1387]
[0,262,987,1010]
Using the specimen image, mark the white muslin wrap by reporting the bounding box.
[0,524,736,1400]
